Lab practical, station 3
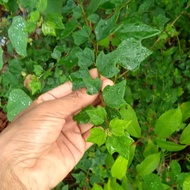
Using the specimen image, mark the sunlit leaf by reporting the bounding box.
[106,133,134,160]
[183,175,190,190]
[87,127,107,146]
[111,155,128,180]
[109,118,130,136]
[180,102,190,121]
[180,124,190,144]
[136,153,160,176]
[156,140,186,151]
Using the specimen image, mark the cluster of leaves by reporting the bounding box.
[1,0,190,189]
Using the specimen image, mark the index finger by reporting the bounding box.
[37,68,100,102]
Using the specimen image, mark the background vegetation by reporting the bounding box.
[1,0,190,189]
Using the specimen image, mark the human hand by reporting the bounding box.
[0,69,113,190]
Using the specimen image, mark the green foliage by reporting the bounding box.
[1,0,190,189]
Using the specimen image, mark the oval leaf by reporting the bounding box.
[136,153,160,176]
[157,140,187,152]
[120,105,141,138]
[180,123,190,145]
[8,16,28,57]
[7,89,32,121]
[154,107,182,139]
[103,80,126,109]
[111,155,128,180]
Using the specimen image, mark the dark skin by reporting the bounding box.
[0,69,113,190]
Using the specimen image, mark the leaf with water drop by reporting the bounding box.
[7,89,32,121]
[95,11,119,41]
[116,18,160,40]
[96,51,119,78]
[115,38,152,70]
[103,80,126,108]
[69,68,101,94]
[77,47,95,68]
[8,16,28,57]
[72,26,91,45]
[106,132,134,160]
[86,106,107,125]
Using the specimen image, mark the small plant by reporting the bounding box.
[1,0,190,189]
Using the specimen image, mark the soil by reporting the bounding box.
[0,109,9,133]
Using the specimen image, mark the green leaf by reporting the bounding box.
[0,46,3,70]
[61,19,78,38]
[183,175,190,190]
[142,173,165,190]
[180,124,190,144]
[154,107,182,139]
[95,11,119,41]
[105,179,123,190]
[103,80,126,109]
[8,16,28,57]
[180,102,190,121]
[84,77,102,95]
[120,105,141,138]
[109,118,130,136]
[44,0,64,14]
[69,68,101,94]
[116,18,160,40]
[111,155,128,180]
[26,10,40,33]
[136,153,161,176]
[156,140,186,151]
[7,89,32,121]
[36,0,47,12]
[72,26,91,45]
[91,184,103,190]
[87,127,107,146]
[87,0,102,15]
[143,139,158,157]
[34,65,44,76]
[106,133,134,160]
[96,51,119,78]
[115,38,152,70]
[77,48,95,68]
[42,21,56,36]
[45,14,65,30]
[86,106,107,125]
[73,105,94,124]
